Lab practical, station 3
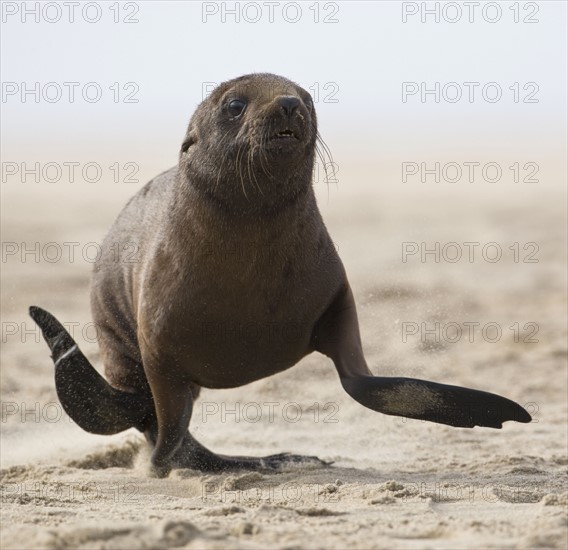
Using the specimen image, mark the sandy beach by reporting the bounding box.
[1,168,566,549]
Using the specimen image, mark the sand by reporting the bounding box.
[1,172,567,549]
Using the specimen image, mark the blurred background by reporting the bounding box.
[2,1,566,189]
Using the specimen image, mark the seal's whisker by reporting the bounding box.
[213,126,236,195]
[258,127,274,181]
[235,141,249,200]
[314,128,337,199]
[242,130,259,194]
[265,123,277,179]
[316,130,335,168]
[313,141,330,199]
[247,142,264,196]
[214,147,228,195]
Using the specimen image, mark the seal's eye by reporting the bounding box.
[228,99,247,118]
[304,97,313,110]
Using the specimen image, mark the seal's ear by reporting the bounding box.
[181,134,196,153]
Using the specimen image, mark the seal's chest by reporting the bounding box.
[144,228,343,385]
[163,264,321,387]
[187,255,318,326]
[159,246,325,363]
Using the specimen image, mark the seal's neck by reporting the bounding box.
[168,168,321,252]
[176,161,316,220]
[177,143,317,219]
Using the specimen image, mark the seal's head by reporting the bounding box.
[180,73,319,215]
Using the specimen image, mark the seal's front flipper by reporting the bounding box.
[29,306,151,435]
[314,285,532,430]
[341,376,532,429]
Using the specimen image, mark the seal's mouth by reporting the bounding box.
[271,128,299,141]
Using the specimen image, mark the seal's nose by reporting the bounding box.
[278,96,301,117]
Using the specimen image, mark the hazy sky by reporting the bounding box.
[2,1,567,185]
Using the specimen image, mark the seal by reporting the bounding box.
[30,73,531,477]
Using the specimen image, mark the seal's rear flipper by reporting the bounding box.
[341,376,532,429]
[29,306,151,435]
[170,432,331,475]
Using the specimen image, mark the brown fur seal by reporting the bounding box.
[30,73,531,477]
